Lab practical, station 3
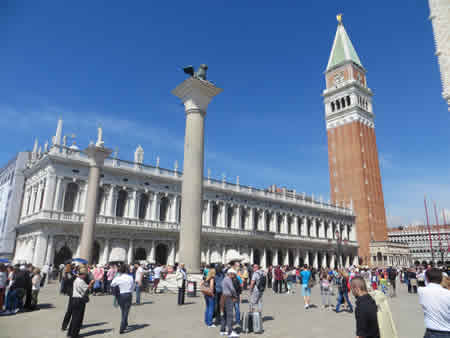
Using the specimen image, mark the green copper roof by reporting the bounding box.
[326,22,363,71]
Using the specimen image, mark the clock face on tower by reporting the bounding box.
[334,71,345,85]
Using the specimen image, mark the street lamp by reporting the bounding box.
[336,229,342,268]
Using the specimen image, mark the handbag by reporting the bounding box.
[307,278,315,289]
[200,280,214,297]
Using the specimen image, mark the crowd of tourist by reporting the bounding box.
[1,259,448,338]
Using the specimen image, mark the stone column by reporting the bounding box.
[345,255,350,268]
[102,238,110,265]
[53,178,63,211]
[236,205,241,229]
[206,201,212,226]
[206,245,211,264]
[145,193,152,220]
[21,188,30,217]
[248,208,254,231]
[261,209,267,231]
[273,249,278,266]
[349,225,356,241]
[148,241,155,263]
[250,247,254,264]
[127,239,134,264]
[172,76,222,273]
[221,245,226,264]
[313,251,319,269]
[78,144,112,263]
[168,241,176,265]
[311,218,318,237]
[304,251,310,266]
[43,175,57,211]
[151,193,159,221]
[282,214,288,234]
[45,235,55,265]
[107,185,116,217]
[330,254,336,269]
[128,190,137,218]
[283,249,289,266]
[261,248,267,269]
[29,185,37,214]
[294,248,300,266]
[319,219,325,238]
[221,203,228,227]
[321,252,327,268]
[301,217,307,236]
[292,216,299,236]
[32,234,48,268]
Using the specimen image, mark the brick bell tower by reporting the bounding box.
[323,15,388,264]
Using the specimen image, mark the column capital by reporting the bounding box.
[85,144,113,168]
[172,77,223,113]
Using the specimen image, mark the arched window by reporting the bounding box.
[240,209,247,229]
[336,100,341,110]
[96,187,104,215]
[341,97,346,108]
[212,203,219,227]
[307,218,312,237]
[331,102,335,112]
[346,96,351,106]
[116,189,128,217]
[265,212,270,232]
[276,214,282,233]
[63,182,79,212]
[138,193,149,219]
[287,216,292,234]
[297,217,302,235]
[227,206,233,228]
[253,211,259,230]
[159,196,169,221]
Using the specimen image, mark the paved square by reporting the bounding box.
[0,282,425,338]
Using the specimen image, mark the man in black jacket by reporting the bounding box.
[351,276,380,338]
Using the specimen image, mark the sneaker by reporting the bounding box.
[13,308,20,314]
[208,324,217,328]
[220,332,227,336]
[228,331,240,338]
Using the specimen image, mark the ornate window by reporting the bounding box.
[159,196,170,221]
[63,182,79,212]
[212,203,219,227]
[138,193,149,219]
[227,206,233,228]
[116,189,128,217]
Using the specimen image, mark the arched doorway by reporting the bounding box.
[266,250,273,267]
[288,250,294,267]
[54,246,72,266]
[134,247,147,261]
[155,243,168,265]
[253,249,261,265]
[92,241,100,265]
[277,249,284,266]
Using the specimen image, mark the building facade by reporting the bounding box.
[369,240,411,268]
[429,0,450,110]
[389,225,450,265]
[12,120,359,269]
[0,152,29,259]
[323,16,388,264]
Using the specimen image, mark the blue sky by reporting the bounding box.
[1,1,449,226]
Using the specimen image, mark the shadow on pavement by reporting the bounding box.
[127,324,150,332]
[134,301,153,305]
[82,322,108,329]
[262,316,274,322]
[37,303,55,310]
[80,328,113,337]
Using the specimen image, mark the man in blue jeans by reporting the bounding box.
[335,272,353,313]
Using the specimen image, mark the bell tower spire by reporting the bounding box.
[323,16,388,265]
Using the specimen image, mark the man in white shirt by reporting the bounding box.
[111,265,135,334]
[152,264,163,294]
[134,263,147,305]
[417,268,450,338]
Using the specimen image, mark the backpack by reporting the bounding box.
[215,273,224,293]
[233,276,242,294]
[257,272,266,292]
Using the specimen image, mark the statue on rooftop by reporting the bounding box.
[183,64,208,81]
[96,127,104,147]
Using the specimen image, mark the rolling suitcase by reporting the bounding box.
[241,311,254,333]
[252,311,263,334]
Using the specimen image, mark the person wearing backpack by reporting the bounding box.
[387,267,397,297]
[249,264,266,314]
[213,264,225,326]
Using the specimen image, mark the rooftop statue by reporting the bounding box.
[183,64,208,81]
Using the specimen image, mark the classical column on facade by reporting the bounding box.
[218,202,226,228]
[172,76,222,273]
[127,239,134,264]
[52,177,62,211]
[45,235,55,266]
[273,249,279,266]
[205,200,212,226]
[311,218,317,237]
[32,234,48,267]
[281,214,288,234]
[248,207,255,231]
[43,173,57,211]
[221,245,226,264]
[144,192,153,220]
[21,188,30,217]
[171,195,179,222]
[261,248,267,269]
[349,224,356,241]
[321,252,327,268]
[168,241,176,265]
[78,143,112,263]
[294,248,300,266]
[151,193,160,221]
[206,245,211,264]
[107,185,116,217]
[345,255,350,268]
[28,236,37,264]
[235,205,241,229]
[102,238,110,265]
[29,185,37,214]
[269,212,276,233]
[304,251,310,266]
[127,190,137,218]
[292,216,299,236]
[301,217,308,237]
[147,240,155,263]
[250,247,254,264]
[318,219,325,238]
[313,251,319,269]
[34,181,44,213]
[330,253,336,269]
[283,249,289,266]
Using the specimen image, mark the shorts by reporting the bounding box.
[249,290,263,312]
[301,284,311,297]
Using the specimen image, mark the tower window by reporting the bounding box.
[341,97,346,108]
[346,96,351,106]
[336,100,341,110]
[331,102,335,112]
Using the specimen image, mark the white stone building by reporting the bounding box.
[0,152,29,259]
[389,224,450,265]
[429,0,450,110]
[12,120,359,269]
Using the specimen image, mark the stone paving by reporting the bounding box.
[0,281,425,338]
